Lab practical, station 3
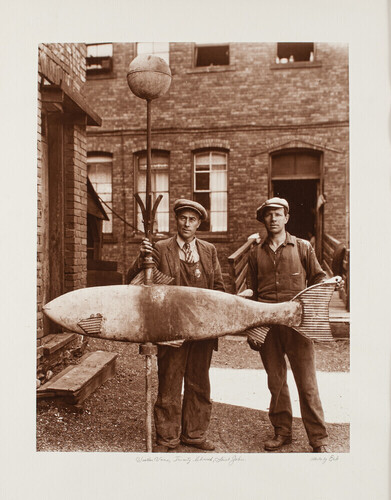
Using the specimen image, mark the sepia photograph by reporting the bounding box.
[36,41,350,455]
[2,1,390,499]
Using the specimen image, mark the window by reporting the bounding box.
[87,154,113,233]
[276,43,314,63]
[136,42,169,64]
[86,43,113,75]
[136,152,169,233]
[195,44,229,67]
[194,151,228,231]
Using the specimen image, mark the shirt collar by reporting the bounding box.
[261,232,294,248]
[176,234,197,250]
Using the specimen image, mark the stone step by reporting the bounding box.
[37,350,118,405]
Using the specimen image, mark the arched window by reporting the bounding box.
[135,151,169,233]
[193,150,228,232]
[87,153,113,233]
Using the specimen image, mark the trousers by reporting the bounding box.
[154,339,215,448]
[260,325,328,448]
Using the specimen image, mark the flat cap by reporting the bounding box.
[173,199,208,221]
[256,197,289,222]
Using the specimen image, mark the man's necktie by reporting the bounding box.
[183,243,193,263]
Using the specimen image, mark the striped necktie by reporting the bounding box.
[183,242,193,263]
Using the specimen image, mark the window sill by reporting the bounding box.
[131,233,170,243]
[270,61,322,70]
[86,72,117,81]
[196,232,229,242]
[131,232,229,243]
[186,66,236,75]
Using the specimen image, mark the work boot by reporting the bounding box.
[312,445,330,453]
[153,444,176,453]
[181,439,215,451]
[264,434,292,451]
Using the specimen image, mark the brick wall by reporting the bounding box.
[85,42,349,278]
[64,123,88,292]
[37,43,90,341]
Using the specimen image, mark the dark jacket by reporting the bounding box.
[127,236,225,292]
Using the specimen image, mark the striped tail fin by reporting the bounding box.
[292,276,342,342]
[130,268,175,285]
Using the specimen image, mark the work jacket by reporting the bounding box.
[127,235,225,292]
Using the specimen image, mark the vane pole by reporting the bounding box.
[127,54,172,453]
[143,98,154,453]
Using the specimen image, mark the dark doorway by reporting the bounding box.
[272,179,317,241]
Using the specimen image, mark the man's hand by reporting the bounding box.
[140,238,154,257]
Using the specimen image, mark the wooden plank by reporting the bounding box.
[322,241,334,267]
[42,332,78,355]
[323,233,340,247]
[228,239,255,263]
[237,281,247,294]
[234,262,249,292]
[232,251,250,278]
[43,351,117,393]
[37,351,118,404]
[323,239,334,257]
[37,365,76,399]
[41,87,64,104]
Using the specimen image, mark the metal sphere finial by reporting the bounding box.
[127,54,172,100]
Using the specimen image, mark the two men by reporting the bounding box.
[127,199,225,453]
[247,197,329,453]
[129,196,330,453]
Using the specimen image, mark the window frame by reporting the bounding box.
[135,42,170,64]
[192,149,229,233]
[271,42,321,70]
[194,43,230,68]
[87,152,114,234]
[86,43,114,76]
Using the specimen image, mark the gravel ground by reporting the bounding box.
[36,337,350,453]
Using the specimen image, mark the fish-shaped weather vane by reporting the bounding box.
[43,275,342,345]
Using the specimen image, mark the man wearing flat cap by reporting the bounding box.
[127,199,225,453]
[246,197,329,453]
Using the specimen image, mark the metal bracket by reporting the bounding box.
[139,343,158,356]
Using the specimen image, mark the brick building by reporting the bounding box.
[37,43,102,344]
[84,42,349,284]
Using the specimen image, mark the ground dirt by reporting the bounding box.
[36,337,350,454]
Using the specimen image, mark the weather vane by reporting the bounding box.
[126,53,172,451]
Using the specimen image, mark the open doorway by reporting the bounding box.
[270,149,323,257]
[272,179,317,242]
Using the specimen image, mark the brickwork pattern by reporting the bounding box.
[37,43,90,341]
[85,42,349,278]
[64,124,88,292]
